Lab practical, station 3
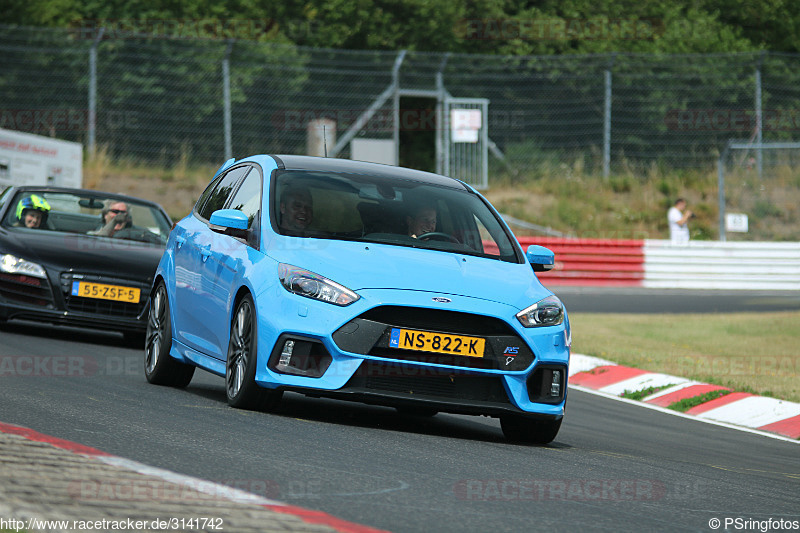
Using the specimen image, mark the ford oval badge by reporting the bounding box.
[432,297,451,303]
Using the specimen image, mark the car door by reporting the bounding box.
[173,165,250,355]
[199,165,262,358]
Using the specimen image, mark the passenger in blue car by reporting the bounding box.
[279,186,313,232]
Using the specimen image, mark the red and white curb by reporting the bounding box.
[569,354,800,441]
[0,422,387,533]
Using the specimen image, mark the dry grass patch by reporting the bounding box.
[569,311,800,403]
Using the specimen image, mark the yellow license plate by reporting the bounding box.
[71,281,140,303]
[388,328,485,358]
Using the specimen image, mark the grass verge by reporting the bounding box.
[569,311,800,403]
[668,390,732,412]
[621,385,679,402]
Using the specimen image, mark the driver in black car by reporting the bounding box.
[89,200,132,237]
[406,203,438,239]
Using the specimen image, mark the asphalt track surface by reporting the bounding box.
[1,290,799,533]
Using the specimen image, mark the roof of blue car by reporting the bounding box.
[271,155,469,191]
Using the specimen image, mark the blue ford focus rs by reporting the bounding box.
[145,155,570,444]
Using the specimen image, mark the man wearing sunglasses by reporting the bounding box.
[89,200,132,237]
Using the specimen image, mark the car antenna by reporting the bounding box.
[323,125,328,157]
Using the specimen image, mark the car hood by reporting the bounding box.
[271,239,550,310]
[0,228,164,280]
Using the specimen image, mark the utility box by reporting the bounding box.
[307,118,336,158]
[0,127,83,189]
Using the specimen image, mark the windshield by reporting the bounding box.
[272,170,521,263]
[3,190,172,245]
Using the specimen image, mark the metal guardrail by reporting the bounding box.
[519,237,800,290]
[644,240,800,290]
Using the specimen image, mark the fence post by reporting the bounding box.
[717,141,731,242]
[392,50,408,166]
[87,28,104,157]
[223,39,234,161]
[435,53,450,175]
[755,51,765,180]
[603,54,616,179]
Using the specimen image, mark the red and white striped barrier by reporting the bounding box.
[643,240,800,290]
[521,237,645,287]
[517,237,800,290]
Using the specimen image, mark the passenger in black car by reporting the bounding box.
[13,195,50,229]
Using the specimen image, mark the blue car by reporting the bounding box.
[145,155,570,444]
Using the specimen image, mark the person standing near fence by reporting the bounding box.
[668,198,693,244]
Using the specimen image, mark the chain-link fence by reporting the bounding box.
[717,142,800,241]
[2,24,800,182]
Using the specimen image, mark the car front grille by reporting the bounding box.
[333,305,535,371]
[0,272,54,307]
[60,273,148,319]
[349,360,512,404]
[358,305,518,336]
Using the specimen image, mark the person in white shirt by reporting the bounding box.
[668,198,692,244]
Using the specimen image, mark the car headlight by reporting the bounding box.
[278,263,359,306]
[516,295,564,327]
[1,254,47,279]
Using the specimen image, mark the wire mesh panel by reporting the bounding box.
[0,26,91,146]
[718,142,800,241]
[443,98,488,189]
[2,24,800,180]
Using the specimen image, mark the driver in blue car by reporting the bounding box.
[89,200,132,237]
[406,203,437,239]
[14,195,51,229]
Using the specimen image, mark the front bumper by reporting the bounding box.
[0,269,150,333]
[252,289,569,418]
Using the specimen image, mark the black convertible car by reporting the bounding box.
[0,186,172,341]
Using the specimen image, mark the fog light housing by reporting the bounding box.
[279,340,295,367]
[550,370,561,397]
[527,365,566,404]
[269,335,332,378]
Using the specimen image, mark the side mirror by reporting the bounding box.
[209,209,249,239]
[526,244,555,272]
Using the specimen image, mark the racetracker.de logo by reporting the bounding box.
[664,109,800,132]
[455,18,663,41]
[69,18,278,41]
[454,479,666,501]
[0,109,89,134]
[68,479,280,501]
[272,108,438,132]
[0,356,100,377]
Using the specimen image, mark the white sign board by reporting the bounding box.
[351,138,397,166]
[0,127,83,189]
[451,109,481,143]
[725,213,749,233]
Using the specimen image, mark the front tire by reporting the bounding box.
[500,415,562,445]
[144,281,194,387]
[226,294,282,411]
[123,330,146,348]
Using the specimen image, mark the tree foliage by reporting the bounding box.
[2,0,795,54]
